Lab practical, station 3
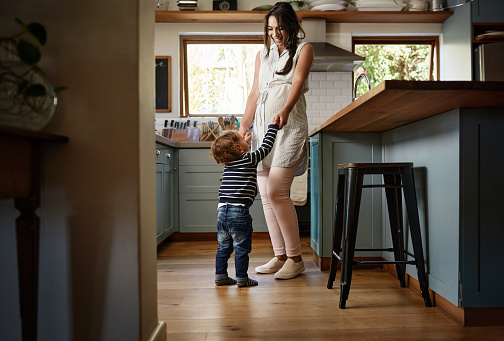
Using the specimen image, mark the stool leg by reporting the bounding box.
[401,167,433,307]
[328,173,345,289]
[339,168,364,309]
[383,173,407,288]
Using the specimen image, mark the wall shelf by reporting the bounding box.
[155,10,453,24]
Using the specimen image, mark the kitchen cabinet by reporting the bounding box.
[310,133,382,269]
[471,0,504,23]
[310,80,504,319]
[156,143,178,243]
[178,148,268,233]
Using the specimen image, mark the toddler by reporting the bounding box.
[209,117,279,287]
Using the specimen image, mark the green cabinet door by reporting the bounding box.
[156,144,178,244]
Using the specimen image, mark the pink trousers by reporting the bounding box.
[257,151,305,258]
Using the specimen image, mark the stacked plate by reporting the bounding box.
[352,0,404,11]
[307,0,350,11]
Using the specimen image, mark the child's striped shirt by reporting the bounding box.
[218,124,279,207]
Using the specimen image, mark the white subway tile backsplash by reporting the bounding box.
[326,73,342,81]
[306,70,353,133]
[320,95,334,103]
[320,81,335,88]
[312,103,327,110]
[305,95,319,103]
[310,88,327,96]
[341,73,352,80]
[327,102,342,111]
[334,80,351,88]
[306,110,320,118]
[310,73,327,81]
[327,88,341,96]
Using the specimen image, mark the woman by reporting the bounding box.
[239,2,314,280]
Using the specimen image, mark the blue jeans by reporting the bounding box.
[215,205,253,279]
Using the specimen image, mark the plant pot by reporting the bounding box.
[0,37,57,131]
[0,63,57,131]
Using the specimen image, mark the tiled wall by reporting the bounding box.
[155,72,353,135]
[305,72,353,132]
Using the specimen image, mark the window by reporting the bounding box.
[180,35,263,117]
[352,37,439,98]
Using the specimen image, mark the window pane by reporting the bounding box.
[354,44,432,98]
[187,43,262,116]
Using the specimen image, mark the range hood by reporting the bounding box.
[302,18,365,72]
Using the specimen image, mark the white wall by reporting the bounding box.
[0,1,160,340]
[155,21,444,133]
[441,2,473,80]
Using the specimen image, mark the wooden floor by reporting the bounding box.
[157,235,504,340]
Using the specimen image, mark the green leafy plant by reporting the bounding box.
[287,1,306,10]
[0,18,66,105]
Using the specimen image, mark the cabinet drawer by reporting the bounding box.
[179,193,268,233]
[179,165,223,193]
[156,144,175,165]
[179,149,215,166]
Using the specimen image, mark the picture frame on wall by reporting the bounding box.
[155,56,171,112]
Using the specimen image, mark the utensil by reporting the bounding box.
[218,117,225,130]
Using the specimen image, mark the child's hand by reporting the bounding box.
[270,115,280,126]
[244,131,252,142]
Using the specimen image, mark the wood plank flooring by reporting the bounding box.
[157,236,504,340]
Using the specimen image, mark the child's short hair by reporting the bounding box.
[210,131,243,164]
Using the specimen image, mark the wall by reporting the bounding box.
[0,1,161,340]
[441,3,472,80]
[155,21,444,133]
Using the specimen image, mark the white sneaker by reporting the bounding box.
[255,257,285,274]
[274,259,305,280]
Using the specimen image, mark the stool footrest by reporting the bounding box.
[354,260,416,265]
[362,184,402,189]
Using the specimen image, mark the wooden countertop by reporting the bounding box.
[155,10,452,24]
[311,80,504,135]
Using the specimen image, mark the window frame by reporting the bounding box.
[179,35,263,118]
[352,36,440,82]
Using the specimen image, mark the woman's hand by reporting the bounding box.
[239,126,249,139]
[269,115,280,126]
[274,108,289,129]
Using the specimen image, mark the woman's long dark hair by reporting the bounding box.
[264,2,305,76]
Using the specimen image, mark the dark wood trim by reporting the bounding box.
[156,10,453,24]
[179,34,263,117]
[0,127,68,341]
[352,36,440,82]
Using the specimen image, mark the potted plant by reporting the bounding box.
[0,18,66,130]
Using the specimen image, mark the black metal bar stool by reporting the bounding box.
[327,162,432,309]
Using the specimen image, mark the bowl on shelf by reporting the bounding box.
[352,0,404,11]
[308,0,349,11]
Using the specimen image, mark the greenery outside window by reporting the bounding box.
[180,35,263,117]
[353,36,439,98]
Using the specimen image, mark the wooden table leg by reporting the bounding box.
[14,142,41,341]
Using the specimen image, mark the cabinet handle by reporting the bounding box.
[219,176,223,182]
[166,153,171,159]
[156,150,161,155]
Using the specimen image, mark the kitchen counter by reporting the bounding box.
[310,81,504,316]
[310,80,504,135]
[156,134,212,148]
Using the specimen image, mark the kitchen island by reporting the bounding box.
[310,80,504,325]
